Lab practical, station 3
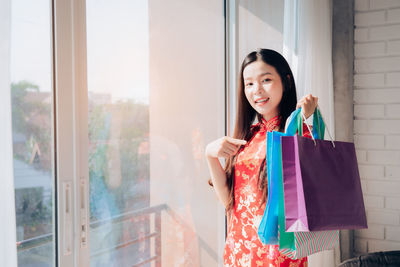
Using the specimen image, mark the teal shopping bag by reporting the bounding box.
[257,132,279,244]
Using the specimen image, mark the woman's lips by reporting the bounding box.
[255,98,269,106]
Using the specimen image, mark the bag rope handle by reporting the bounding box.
[300,104,335,148]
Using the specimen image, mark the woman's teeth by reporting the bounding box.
[256,98,269,103]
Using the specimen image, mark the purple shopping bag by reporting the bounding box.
[281,135,368,232]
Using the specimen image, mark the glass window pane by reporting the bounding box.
[86,0,225,266]
[10,0,55,266]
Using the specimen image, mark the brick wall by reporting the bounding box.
[354,0,400,254]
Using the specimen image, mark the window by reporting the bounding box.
[10,0,55,266]
[8,1,227,266]
[85,1,226,265]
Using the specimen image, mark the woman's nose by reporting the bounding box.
[254,82,263,94]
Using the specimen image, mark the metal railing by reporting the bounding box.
[17,203,218,266]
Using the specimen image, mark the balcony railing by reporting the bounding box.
[17,203,218,266]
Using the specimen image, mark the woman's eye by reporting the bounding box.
[246,83,252,87]
[263,78,271,82]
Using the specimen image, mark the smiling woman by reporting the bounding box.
[205,49,314,266]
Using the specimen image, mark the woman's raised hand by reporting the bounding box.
[296,94,318,119]
[205,136,247,159]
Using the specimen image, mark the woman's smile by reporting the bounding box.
[255,97,270,106]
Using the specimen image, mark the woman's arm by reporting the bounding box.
[205,156,230,207]
[205,136,246,208]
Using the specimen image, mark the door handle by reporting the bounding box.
[80,178,88,248]
[63,181,72,256]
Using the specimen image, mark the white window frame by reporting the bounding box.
[53,0,235,265]
[224,0,238,246]
[53,0,90,265]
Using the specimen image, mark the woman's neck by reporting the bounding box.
[262,112,279,122]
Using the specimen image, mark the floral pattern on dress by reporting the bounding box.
[223,115,310,267]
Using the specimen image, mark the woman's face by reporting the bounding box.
[243,60,284,121]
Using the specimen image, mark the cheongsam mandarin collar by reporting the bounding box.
[259,115,281,132]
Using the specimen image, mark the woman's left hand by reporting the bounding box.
[296,94,318,119]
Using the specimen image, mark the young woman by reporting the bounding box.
[205,48,318,266]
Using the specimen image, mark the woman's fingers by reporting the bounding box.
[297,99,306,109]
[225,136,247,146]
[212,136,246,158]
[296,95,319,118]
[225,145,236,154]
[225,143,238,151]
[221,151,231,158]
[206,135,247,159]
[309,96,318,107]
[298,95,318,107]
[226,141,243,154]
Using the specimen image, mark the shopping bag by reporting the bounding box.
[258,107,328,245]
[281,107,324,233]
[258,107,340,260]
[273,131,294,249]
[279,108,339,258]
[279,230,339,259]
[281,107,368,231]
[257,132,279,244]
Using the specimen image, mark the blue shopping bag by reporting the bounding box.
[257,132,279,244]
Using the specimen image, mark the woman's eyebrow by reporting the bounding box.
[244,72,272,81]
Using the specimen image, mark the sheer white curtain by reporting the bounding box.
[283,0,337,266]
[0,0,18,266]
[283,0,335,139]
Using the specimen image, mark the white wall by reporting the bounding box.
[353,0,400,254]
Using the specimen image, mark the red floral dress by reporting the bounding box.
[223,115,311,267]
